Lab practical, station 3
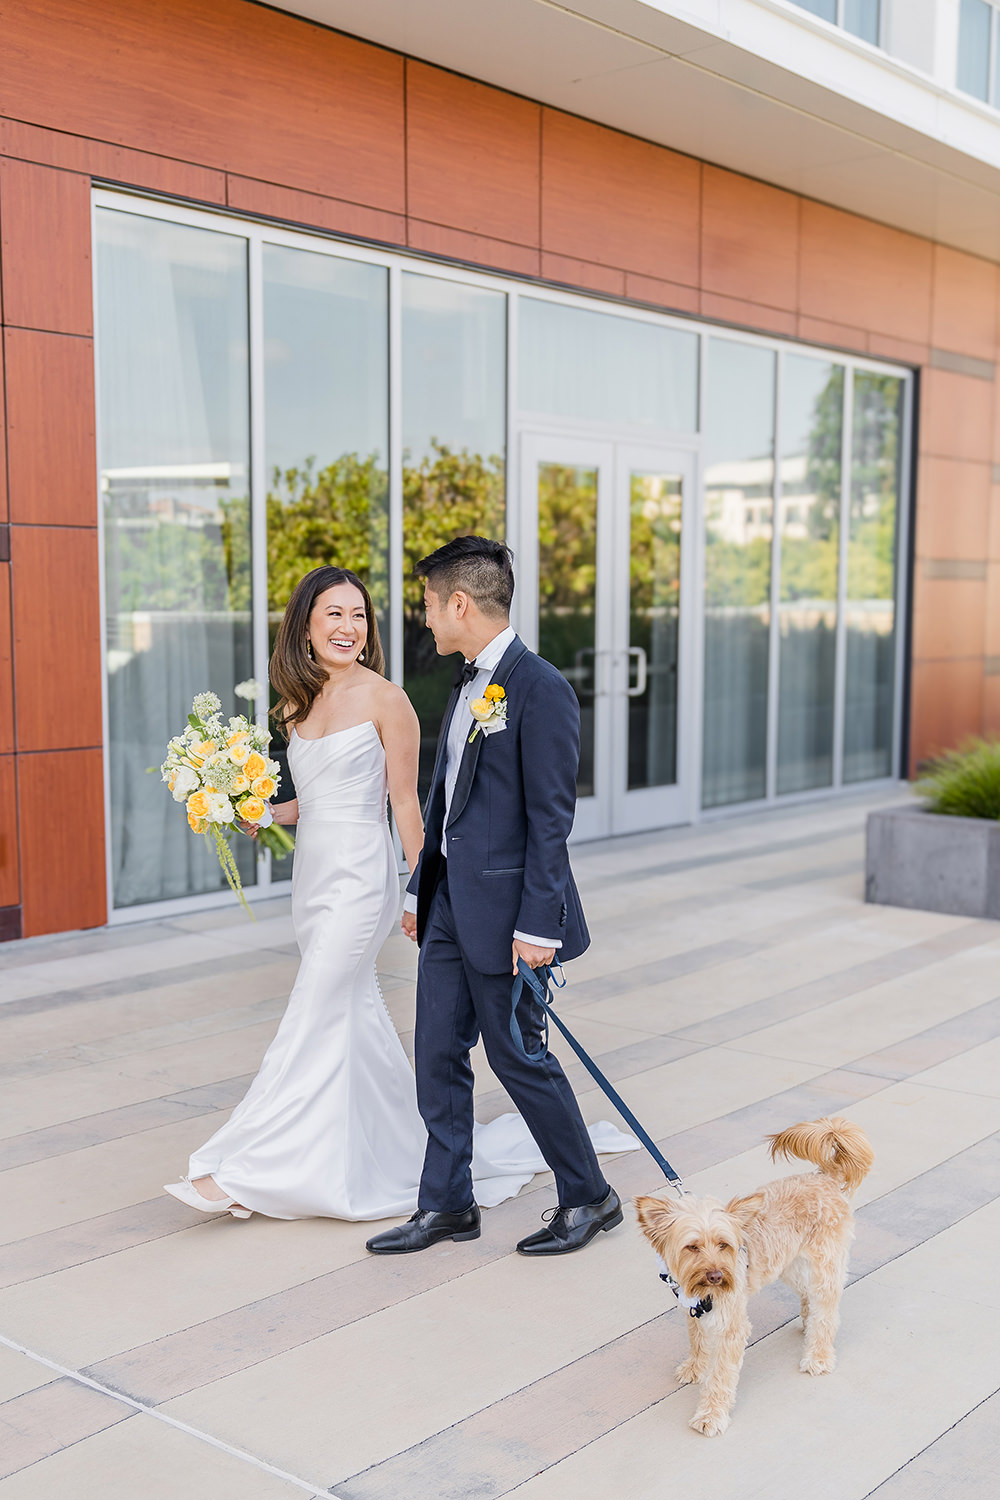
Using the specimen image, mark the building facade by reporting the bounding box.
[1,0,998,939]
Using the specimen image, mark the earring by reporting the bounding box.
[306,639,314,660]
[359,650,366,663]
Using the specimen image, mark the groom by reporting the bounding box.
[366,537,622,1257]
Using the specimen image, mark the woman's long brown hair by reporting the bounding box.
[270,567,386,736]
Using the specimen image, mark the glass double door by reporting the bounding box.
[519,434,695,840]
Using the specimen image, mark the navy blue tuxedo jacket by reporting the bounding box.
[407,635,590,975]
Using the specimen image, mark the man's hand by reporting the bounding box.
[401,910,418,943]
[513,939,556,976]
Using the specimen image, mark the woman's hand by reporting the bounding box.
[270,799,298,826]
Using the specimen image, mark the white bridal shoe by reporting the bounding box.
[164,1177,252,1219]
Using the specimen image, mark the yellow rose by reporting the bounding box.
[239,796,266,823]
[231,772,249,794]
[188,739,217,762]
[469,698,492,721]
[187,808,206,833]
[187,791,210,819]
[245,751,267,780]
[484,684,505,702]
[252,775,276,799]
[229,744,250,766]
[227,730,251,748]
[167,773,177,792]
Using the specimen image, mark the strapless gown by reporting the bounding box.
[187,719,636,1220]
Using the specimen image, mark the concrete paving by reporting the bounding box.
[1,785,998,1498]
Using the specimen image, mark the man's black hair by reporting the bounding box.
[415,535,515,618]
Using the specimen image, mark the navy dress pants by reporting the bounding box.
[414,872,608,1213]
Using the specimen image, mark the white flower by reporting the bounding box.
[171,767,199,801]
[234,679,264,702]
[204,792,235,824]
[192,691,222,721]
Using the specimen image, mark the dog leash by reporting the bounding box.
[510,958,687,1195]
[510,959,713,1314]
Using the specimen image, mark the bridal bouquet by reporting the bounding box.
[160,682,294,914]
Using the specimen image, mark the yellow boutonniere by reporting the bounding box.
[469,684,509,742]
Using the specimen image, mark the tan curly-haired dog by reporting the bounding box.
[636,1117,874,1437]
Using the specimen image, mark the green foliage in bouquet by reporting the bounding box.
[916,738,1000,821]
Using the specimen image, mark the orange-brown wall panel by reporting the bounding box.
[540,252,625,297]
[624,272,699,314]
[408,220,540,277]
[540,109,700,285]
[5,329,97,527]
[226,178,406,245]
[11,525,102,751]
[0,159,92,335]
[930,246,998,364]
[406,64,540,246]
[984,564,1000,655]
[0,754,18,909]
[796,314,867,354]
[920,368,994,464]
[1,0,406,211]
[800,200,932,345]
[911,574,986,661]
[19,747,105,934]
[701,167,799,313]
[914,457,991,561]
[910,658,984,768]
[0,338,7,521]
[0,563,12,754]
[700,291,797,338]
[0,119,227,205]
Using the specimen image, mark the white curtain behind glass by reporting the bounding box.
[97,209,253,907]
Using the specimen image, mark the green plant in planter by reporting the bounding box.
[916,738,1000,820]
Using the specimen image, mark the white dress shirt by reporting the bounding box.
[404,625,561,949]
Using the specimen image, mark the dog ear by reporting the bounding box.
[634,1195,679,1243]
[726,1190,765,1233]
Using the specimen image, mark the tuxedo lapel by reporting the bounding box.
[424,678,461,822]
[446,636,528,830]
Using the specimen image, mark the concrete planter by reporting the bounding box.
[865,805,1000,919]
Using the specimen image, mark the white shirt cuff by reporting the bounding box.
[403,892,418,915]
[514,930,562,949]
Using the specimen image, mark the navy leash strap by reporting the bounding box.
[510,958,685,1193]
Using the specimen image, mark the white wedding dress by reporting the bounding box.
[187,719,636,1220]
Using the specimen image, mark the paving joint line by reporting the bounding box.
[860,1383,1000,1499]
[0,1331,334,1498]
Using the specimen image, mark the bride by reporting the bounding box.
[165,565,633,1221]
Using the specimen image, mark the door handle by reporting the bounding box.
[626,646,647,698]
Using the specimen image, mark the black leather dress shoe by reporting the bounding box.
[516,1187,623,1256]
[365,1205,481,1255]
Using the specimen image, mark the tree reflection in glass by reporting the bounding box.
[537,464,598,799]
[401,276,507,798]
[777,358,843,794]
[844,373,901,782]
[702,339,776,808]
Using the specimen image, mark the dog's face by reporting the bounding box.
[636,1195,745,1299]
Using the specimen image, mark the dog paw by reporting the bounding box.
[690,1411,729,1438]
[675,1359,702,1386]
[800,1352,836,1376]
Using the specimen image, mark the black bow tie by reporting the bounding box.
[459,660,479,686]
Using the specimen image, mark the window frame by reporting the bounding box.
[92,186,913,918]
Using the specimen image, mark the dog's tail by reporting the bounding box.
[765,1116,873,1195]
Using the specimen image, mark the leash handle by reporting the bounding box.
[510,959,685,1192]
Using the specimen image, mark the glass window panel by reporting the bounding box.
[537,465,598,798]
[793,0,837,21]
[843,373,902,783]
[402,275,507,795]
[958,0,991,100]
[262,244,389,883]
[628,473,682,791]
[702,339,775,809]
[994,7,1000,104]
[519,298,698,432]
[776,357,843,796]
[843,0,879,44]
[97,208,254,908]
